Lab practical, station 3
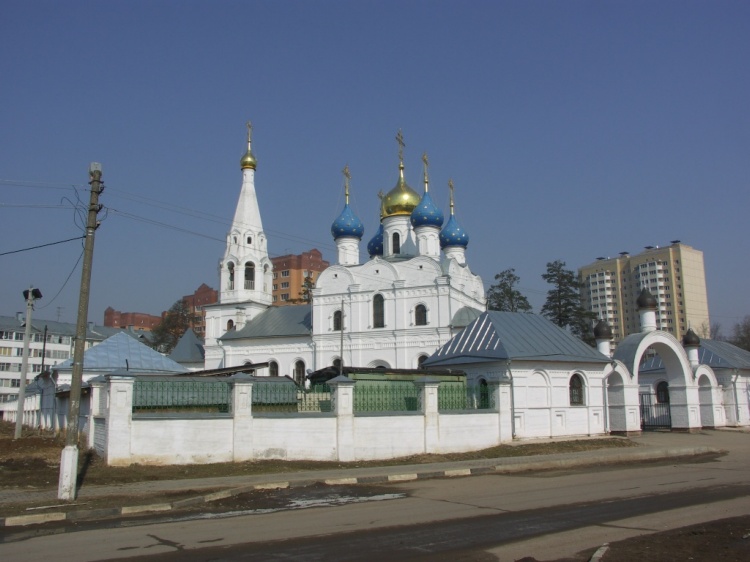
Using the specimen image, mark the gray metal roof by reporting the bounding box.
[424,311,609,366]
[451,306,483,329]
[0,314,152,343]
[169,329,205,364]
[640,339,750,372]
[54,331,187,374]
[221,304,312,341]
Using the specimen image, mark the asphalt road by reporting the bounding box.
[2,430,748,561]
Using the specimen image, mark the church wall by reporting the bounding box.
[459,360,610,439]
[252,416,338,461]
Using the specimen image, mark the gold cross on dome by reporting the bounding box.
[342,164,351,203]
[396,129,405,162]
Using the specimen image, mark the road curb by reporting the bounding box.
[0,446,720,528]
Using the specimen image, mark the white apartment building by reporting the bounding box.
[579,241,710,346]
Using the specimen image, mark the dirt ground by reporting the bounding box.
[0,421,636,489]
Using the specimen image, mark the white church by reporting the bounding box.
[203,127,486,380]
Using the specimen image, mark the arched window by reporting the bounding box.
[417,355,428,368]
[373,294,385,328]
[569,374,584,406]
[415,304,427,326]
[392,232,401,254]
[245,262,255,290]
[294,360,305,385]
[656,381,670,404]
[226,319,235,331]
[332,358,342,372]
[333,310,342,331]
[269,361,279,377]
[227,262,235,290]
[242,360,254,374]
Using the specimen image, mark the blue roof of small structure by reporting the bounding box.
[169,329,205,364]
[0,314,152,343]
[221,304,312,340]
[424,311,609,366]
[54,331,187,374]
[640,339,750,372]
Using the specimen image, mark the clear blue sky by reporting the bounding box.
[1,1,748,334]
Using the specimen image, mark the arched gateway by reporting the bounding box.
[613,331,703,430]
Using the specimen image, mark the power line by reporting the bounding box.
[0,235,85,257]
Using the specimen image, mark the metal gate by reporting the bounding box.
[639,393,671,430]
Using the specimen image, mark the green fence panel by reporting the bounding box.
[354,381,419,413]
[438,383,494,411]
[132,380,231,413]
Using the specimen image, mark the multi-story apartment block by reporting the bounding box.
[579,241,709,345]
[181,283,218,338]
[271,249,330,305]
[0,314,146,403]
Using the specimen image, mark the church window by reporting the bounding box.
[245,262,255,290]
[294,360,305,385]
[247,236,252,245]
[269,361,279,377]
[373,294,385,328]
[333,358,342,372]
[226,319,234,331]
[333,310,343,331]
[415,304,427,326]
[417,355,428,368]
[656,381,670,404]
[392,232,401,254]
[227,262,235,290]
[569,374,584,406]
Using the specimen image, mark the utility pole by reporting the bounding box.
[58,163,103,501]
[14,286,42,439]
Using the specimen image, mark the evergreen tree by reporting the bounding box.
[151,300,192,354]
[540,260,596,345]
[730,316,750,351]
[486,268,532,312]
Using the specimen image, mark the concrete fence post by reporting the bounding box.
[328,375,355,462]
[415,378,440,454]
[489,378,513,443]
[231,374,254,461]
[105,375,135,466]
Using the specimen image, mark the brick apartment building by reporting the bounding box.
[271,249,329,305]
[103,308,161,331]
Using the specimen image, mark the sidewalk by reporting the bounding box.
[0,431,731,527]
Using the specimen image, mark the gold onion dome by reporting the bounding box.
[240,121,257,170]
[381,131,420,219]
[381,166,421,218]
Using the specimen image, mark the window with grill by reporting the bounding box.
[569,374,584,406]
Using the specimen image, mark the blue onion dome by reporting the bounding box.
[331,204,364,240]
[367,223,384,257]
[439,214,469,248]
[411,191,444,228]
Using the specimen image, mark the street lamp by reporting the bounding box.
[14,286,42,439]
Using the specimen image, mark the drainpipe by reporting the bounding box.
[732,369,741,425]
[506,359,516,438]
